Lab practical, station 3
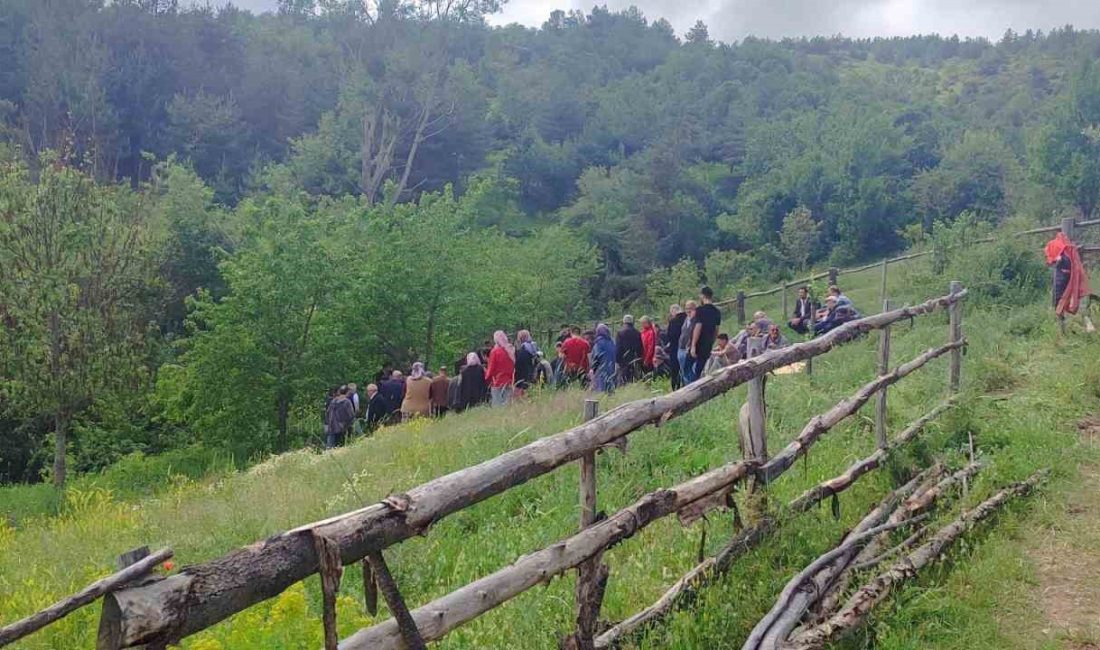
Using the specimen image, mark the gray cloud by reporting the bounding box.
[494,0,1100,41]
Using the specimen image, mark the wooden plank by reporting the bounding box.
[781,283,789,324]
[314,534,344,650]
[828,267,839,286]
[737,290,747,325]
[101,291,968,649]
[362,561,378,616]
[0,548,170,649]
[879,259,888,304]
[339,462,758,650]
[948,281,963,393]
[571,399,604,649]
[1014,224,1063,236]
[366,551,426,650]
[744,338,768,463]
[874,301,891,449]
[116,547,150,572]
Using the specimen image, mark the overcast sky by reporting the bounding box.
[224,0,1100,42]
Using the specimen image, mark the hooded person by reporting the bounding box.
[400,362,432,420]
[1046,231,1092,321]
[590,323,618,393]
[485,330,516,407]
[459,352,489,410]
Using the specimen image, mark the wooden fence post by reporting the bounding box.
[569,399,607,649]
[828,267,839,287]
[1062,216,1077,241]
[736,290,746,326]
[879,258,889,304]
[781,282,789,322]
[741,337,769,521]
[580,399,599,528]
[874,300,891,449]
[948,281,963,393]
[744,338,768,461]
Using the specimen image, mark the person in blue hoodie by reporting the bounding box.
[590,323,618,394]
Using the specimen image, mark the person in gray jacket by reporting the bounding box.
[677,301,698,383]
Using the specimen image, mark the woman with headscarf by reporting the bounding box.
[514,329,539,397]
[1046,230,1092,331]
[459,352,489,410]
[400,362,433,421]
[486,330,516,407]
[590,323,618,394]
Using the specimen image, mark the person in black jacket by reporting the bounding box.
[378,371,405,411]
[788,286,818,335]
[363,383,394,432]
[616,315,644,384]
[459,352,489,410]
[665,304,687,389]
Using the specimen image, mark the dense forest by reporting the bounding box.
[1,0,1099,486]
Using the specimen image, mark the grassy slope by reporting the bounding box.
[1,255,1096,649]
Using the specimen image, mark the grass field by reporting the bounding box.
[2,241,1098,649]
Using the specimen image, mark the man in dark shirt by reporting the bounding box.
[616,315,644,384]
[689,286,722,380]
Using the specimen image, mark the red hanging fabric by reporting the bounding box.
[1047,233,1092,316]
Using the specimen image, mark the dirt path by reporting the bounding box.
[1027,419,1100,649]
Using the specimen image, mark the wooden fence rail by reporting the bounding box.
[0,290,928,650]
[340,339,961,649]
[719,216,1096,324]
[96,289,967,649]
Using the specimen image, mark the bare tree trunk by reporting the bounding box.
[361,106,398,205]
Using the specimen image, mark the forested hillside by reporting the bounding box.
[2,0,1100,485]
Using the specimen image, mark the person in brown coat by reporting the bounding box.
[429,366,450,417]
[401,362,433,421]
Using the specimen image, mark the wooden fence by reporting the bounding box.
[714,216,1100,328]
[0,285,969,649]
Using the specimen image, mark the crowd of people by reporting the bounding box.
[321,285,859,448]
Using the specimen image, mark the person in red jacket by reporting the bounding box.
[640,316,658,372]
[560,326,591,386]
[485,330,516,407]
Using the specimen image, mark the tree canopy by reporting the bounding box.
[2,3,1099,481]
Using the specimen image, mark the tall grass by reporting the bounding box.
[1,247,1095,649]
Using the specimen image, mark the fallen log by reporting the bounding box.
[784,469,1048,649]
[0,547,172,649]
[595,402,953,649]
[337,461,757,650]
[812,461,983,621]
[745,468,938,650]
[99,291,967,648]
